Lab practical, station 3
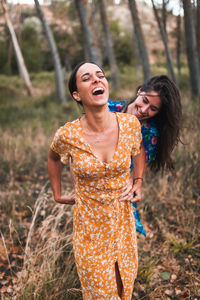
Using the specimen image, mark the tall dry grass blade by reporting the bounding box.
[24,181,50,263]
[16,177,81,298]
[0,230,12,273]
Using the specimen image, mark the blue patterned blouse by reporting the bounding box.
[108,100,158,163]
[108,100,159,236]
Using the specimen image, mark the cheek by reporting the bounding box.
[104,80,109,92]
[150,110,159,117]
[135,100,142,108]
[78,86,90,100]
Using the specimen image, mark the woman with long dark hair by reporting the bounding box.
[109,75,182,235]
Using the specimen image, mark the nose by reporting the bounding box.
[92,74,100,83]
[141,104,149,115]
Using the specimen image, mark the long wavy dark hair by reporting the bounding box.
[123,75,182,172]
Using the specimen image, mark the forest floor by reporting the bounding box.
[0,71,200,299]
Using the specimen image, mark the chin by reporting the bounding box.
[93,99,108,107]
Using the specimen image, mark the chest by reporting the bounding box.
[71,131,134,180]
[67,114,139,179]
[83,126,119,164]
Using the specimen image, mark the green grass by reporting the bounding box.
[0,83,82,134]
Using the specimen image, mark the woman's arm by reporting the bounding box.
[48,149,75,205]
[132,142,146,202]
[119,142,146,203]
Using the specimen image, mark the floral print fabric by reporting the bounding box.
[51,112,142,299]
[108,100,158,163]
[108,100,159,237]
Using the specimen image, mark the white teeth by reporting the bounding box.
[93,87,103,93]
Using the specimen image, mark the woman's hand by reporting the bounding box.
[131,178,142,202]
[55,191,76,205]
[119,178,142,203]
[48,149,76,205]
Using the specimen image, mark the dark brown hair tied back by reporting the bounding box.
[68,61,105,106]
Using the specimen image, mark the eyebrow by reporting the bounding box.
[143,95,160,110]
[80,70,104,78]
[143,93,160,97]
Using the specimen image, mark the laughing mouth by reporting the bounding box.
[136,108,146,119]
[92,87,104,95]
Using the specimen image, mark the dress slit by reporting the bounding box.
[115,261,123,299]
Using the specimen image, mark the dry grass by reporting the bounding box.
[14,180,81,300]
[0,78,199,299]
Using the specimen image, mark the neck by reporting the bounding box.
[83,104,111,133]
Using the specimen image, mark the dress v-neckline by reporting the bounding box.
[78,112,121,165]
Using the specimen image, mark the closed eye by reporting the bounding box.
[82,77,90,82]
[82,74,105,82]
[150,106,159,112]
[142,96,149,104]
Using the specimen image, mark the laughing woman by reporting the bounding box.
[48,62,145,299]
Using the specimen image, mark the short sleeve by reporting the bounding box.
[50,126,71,165]
[130,116,142,157]
[108,100,128,112]
[141,120,158,163]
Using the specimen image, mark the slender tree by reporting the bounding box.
[196,0,200,67]
[132,32,141,75]
[34,0,67,102]
[75,0,102,66]
[98,0,120,90]
[162,0,169,36]
[151,0,177,83]
[182,0,200,97]
[90,0,103,58]
[1,0,33,96]
[128,0,151,82]
[176,13,182,77]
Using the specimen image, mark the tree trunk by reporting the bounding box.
[182,0,200,97]
[7,37,13,74]
[34,0,67,102]
[162,0,168,37]
[1,0,33,96]
[151,0,177,83]
[196,0,200,68]
[75,0,102,66]
[176,14,181,77]
[132,32,141,75]
[90,0,103,60]
[98,0,120,90]
[128,0,151,82]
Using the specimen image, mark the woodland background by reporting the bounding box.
[0,0,199,299]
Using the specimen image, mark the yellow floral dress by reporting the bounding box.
[51,112,142,300]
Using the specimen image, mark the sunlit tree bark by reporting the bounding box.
[128,0,151,82]
[1,0,33,96]
[151,0,176,83]
[98,0,120,90]
[75,0,102,66]
[34,0,67,102]
[182,0,200,97]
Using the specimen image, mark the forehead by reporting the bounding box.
[76,63,103,78]
[141,91,161,107]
